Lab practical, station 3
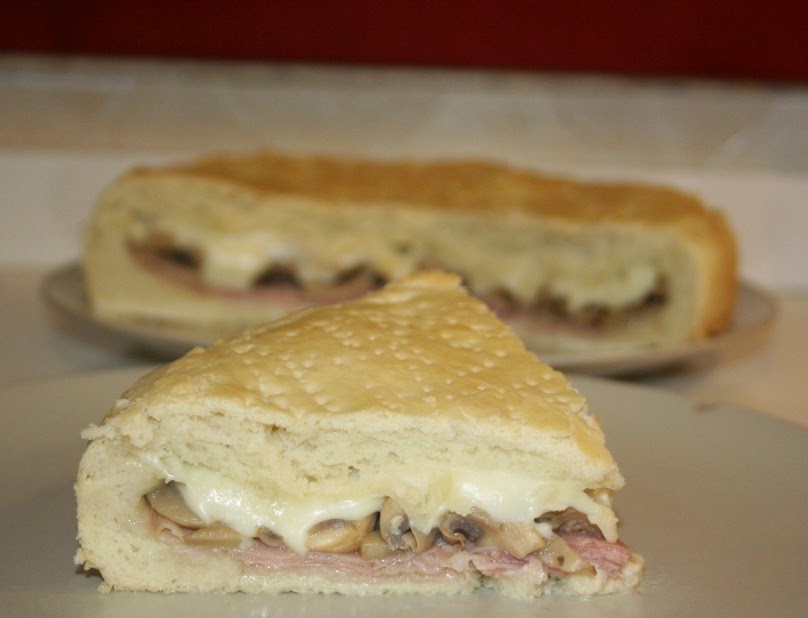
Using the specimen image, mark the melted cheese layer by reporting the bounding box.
[145,455,618,554]
[126,184,665,310]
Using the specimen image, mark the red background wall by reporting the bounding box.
[1,1,806,81]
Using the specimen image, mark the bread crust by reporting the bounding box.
[146,151,726,225]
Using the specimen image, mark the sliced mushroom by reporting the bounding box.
[539,536,595,575]
[378,498,437,554]
[402,528,438,554]
[306,514,376,553]
[302,275,381,302]
[379,498,410,549]
[253,263,299,287]
[146,482,204,529]
[536,507,603,537]
[467,509,546,559]
[183,523,243,548]
[257,526,285,548]
[360,530,402,560]
[129,233,203,271]
[438,512,483,544]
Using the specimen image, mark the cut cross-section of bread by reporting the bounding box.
[75,272,643,598]
[82,151,737,352]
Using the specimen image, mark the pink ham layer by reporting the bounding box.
[130,245,623,336]
[152,511,632,585]
[232,533,631,579]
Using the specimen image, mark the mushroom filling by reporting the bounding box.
[485,279,668,330]
[127,238,388,301]
[252,264,388,302]
[130,236,667,329]
[549,278,667,328]
[145,485,601,575]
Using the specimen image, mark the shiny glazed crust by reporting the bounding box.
[75,273,640,597]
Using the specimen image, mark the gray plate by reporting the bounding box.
[0,368,805,616]
[42,264,777,376]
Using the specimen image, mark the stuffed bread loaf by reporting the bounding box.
[82,151,737,353]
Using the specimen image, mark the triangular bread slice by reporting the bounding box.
[75,272,643,599]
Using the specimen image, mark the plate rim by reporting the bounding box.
[1,367,806,616]
[41,262,778,375]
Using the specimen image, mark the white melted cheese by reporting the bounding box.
[414,468,617,541]
[550,263,658,311]
[144,455,618,554]
[134,190,661,311]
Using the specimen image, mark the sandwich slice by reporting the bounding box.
[82,150,737,353]
[75,272,644,598]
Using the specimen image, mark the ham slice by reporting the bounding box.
[237,541,469,578]
[129,242,664,339]
[232,535,631,582]
[560,532,633,577]
[129,243,380,307]
[151,508,632,583]
[233,539,539,582]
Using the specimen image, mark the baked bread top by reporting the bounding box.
[131,150,728,227]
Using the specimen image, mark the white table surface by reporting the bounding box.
[1,55,806,429]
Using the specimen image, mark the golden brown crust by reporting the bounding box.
[132,150,722,225]
[694,211,738,336]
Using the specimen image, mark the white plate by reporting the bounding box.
[1,368,805,616]
[41,264,777,376]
